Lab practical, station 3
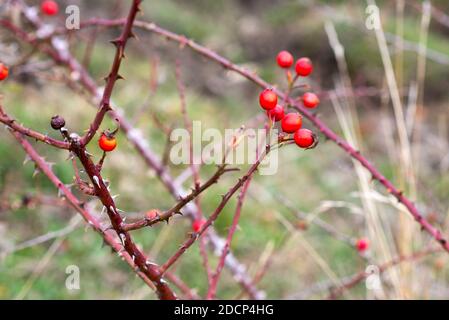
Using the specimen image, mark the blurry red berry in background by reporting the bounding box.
[193,218,207,233]
[302,92,320,108]
[356,238,369,252]
[294,128,315,148]
[295,57,313,76]
[281,113,302,133]
[259,89,278,110]
[41,0,59,16]
[0,63,9,81]
[267,104,285,122]
[276,50,294,68]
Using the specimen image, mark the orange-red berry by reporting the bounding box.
[266,104,285,122]
[0,63,9,81]
[281,113,302,133]
[302,92,319,108]
[295,57,313,76]
[294,128,315,148]
[98,133,117,152]
[259,89,278,110]
[192,218,206,233]
[276,50,294,68]
[41,0,59,16]
[356,238,369,252]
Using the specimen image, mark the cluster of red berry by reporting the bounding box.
[259,51,319,149]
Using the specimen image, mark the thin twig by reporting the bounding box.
[175,59,213,287]
[0,105,69,149]
[207,175,253,299]
[160,145,270,275]
[123,164,230,231]
[79,0,141,147]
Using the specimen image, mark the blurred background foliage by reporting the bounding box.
[0,0,448,299]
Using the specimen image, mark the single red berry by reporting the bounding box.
[98,133,117,152]
[259,89,278,110]
[281,113,302,133]
[295,57,313,76]
[294,128,316,149]
[266,104,285,122]
[302,92,320,108]
[0,63,9,81]
[192,218,206,233]
[41,0,59,16]
[356,238,369,252]
[276,50,294,68]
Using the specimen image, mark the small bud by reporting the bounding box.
[145,209,161,221]
[50,115,65,130]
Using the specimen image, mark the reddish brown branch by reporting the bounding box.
[0,105,69,149]
[175,59,213,287]
[207,175,253,299]
[68,134,176,300]
[79,0,141,147]
[123,164,231,231]
[8,131,160,294]
[14,131,198,298]
[160,145,270,275]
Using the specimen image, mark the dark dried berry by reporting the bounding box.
[51,115,66,130]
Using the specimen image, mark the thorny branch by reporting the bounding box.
[68,131,176,299]
[6,130,187,298]
[0,105,69,149]
[2,7,262,299]
[79,0,142,147]
[123,164,235,231]
[68,18,449,254]
[160,145,271,275]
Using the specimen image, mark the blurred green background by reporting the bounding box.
[0,0,448,299]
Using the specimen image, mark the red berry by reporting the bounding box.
[192,218,206,233]
[98,133,117,152]
[259,89,278,110]
[266,104,285,122]
[41,0,59,16]
[294,129,316,148]
[356,238,369,252]
[302,92,319,109]
[276,50,294,68]
[295,57,313,76]
[281,113,302,133]
[0,63,9,81]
